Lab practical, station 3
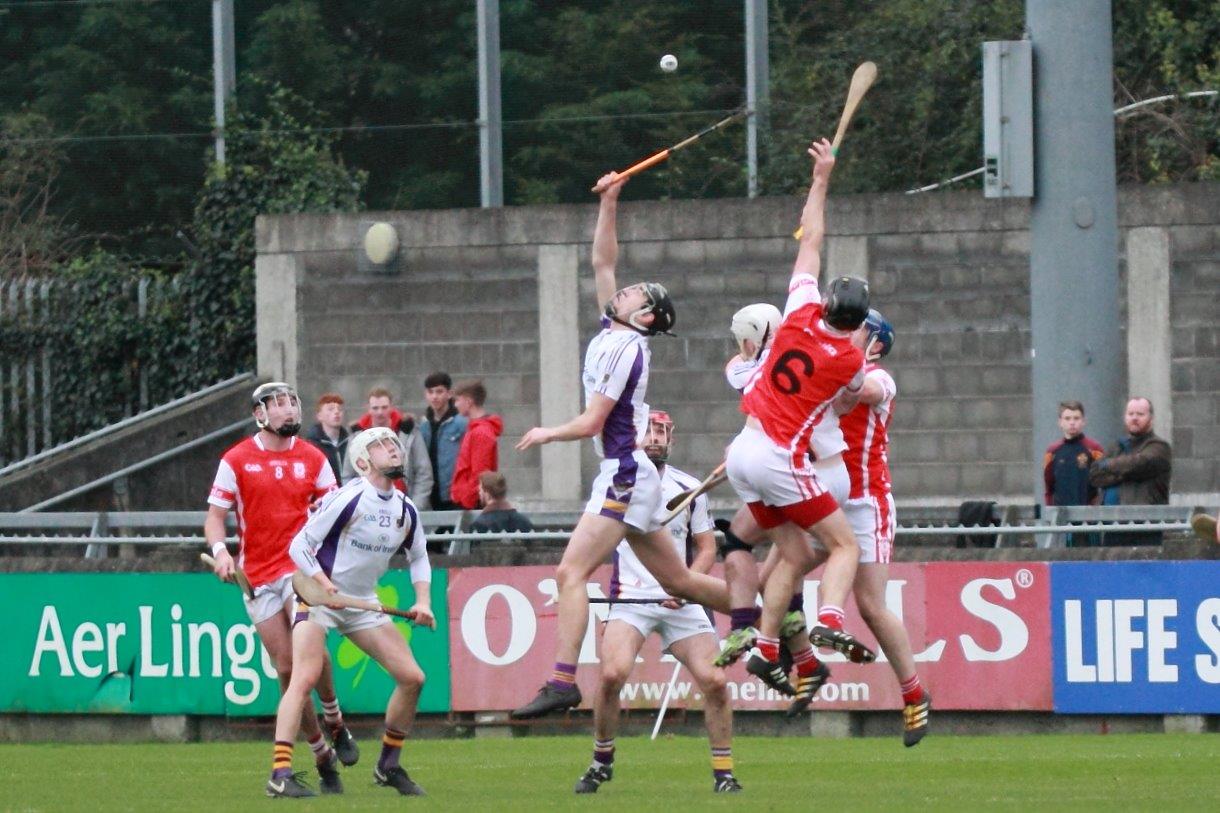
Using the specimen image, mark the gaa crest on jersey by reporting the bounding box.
[293,461,306,479]
[243,463,262,472]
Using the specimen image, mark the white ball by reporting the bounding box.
[659,54,678,73]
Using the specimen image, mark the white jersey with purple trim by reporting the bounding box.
[289,478,431,601]
[610,464,714,600]
[582,316,651,459]
[724,352,847,460]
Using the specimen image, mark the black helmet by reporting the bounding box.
[640,282,676,336]
[251,382,302,437]
[823,276,870,331]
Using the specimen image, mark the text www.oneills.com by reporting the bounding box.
[618,678,870,704]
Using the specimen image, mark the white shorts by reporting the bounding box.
[244,573,295,625]
[608,601,717,650]
[584,450,664,533]
[725,424,839,529]
[293,601,390,635]
[812,455,850,505]
[843,493,897,564]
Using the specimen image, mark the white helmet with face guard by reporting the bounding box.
[348,426,407,480]
[730,303,781,359]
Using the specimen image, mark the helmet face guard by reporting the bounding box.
[643,409,674,464]
[605,283,677,336]
[863,308,895,358]
[823,276,870,331]
[252,382,302,437]
[349,427,407,480]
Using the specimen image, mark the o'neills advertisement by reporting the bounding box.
[447,562,1052,712]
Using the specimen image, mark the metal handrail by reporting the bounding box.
[0,372,254,479]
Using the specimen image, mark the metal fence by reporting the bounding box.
[0,275,177,466]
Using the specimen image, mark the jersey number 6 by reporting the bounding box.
[770,349,815,395]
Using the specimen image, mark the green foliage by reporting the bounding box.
[0,82,363,451]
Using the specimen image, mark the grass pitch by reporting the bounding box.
[3,733,1218,810]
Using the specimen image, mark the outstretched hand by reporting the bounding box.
[808,138,835,182]
[516,427,554,451]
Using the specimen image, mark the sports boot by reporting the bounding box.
[714,627,757,667]
[809,625,877,664]
[374,765,426,796]
[903,691,932,747]
[786,661,831,718]
[713,774,743,793]
[574,764,613,794]
[266,772,316,798]
[745,648,795,696]
[316,753,343,795]
[510,683,582,720]
[327,724,360,766]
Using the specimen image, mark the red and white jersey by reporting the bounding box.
[740,274,864,466]
[841,365,896,499]
[726,352,847,460]
[208,435,337,588]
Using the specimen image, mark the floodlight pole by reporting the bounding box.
[211,0,236,165]
[744,0,769,198]
[1025,0,1123,498]
[477,0,504,207]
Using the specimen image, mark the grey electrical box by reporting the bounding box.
[982,40,1034,198]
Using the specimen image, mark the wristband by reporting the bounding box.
[210,541,228,557]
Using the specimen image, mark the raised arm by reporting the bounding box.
[592,172,627,310]
[792,138,836,282]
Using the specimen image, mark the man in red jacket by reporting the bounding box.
[450,380,503,509]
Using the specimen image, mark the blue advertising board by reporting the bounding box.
[1051,561,1220,713]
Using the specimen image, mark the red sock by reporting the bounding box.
[791,645,821,676]
[900,674,924,705]
[756,635,780,662]
[817,605,844,630]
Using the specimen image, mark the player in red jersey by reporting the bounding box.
[835,311,929,745]
[722,139,876,710]
[204,382,358,792]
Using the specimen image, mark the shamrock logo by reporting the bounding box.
[336,584,413,687]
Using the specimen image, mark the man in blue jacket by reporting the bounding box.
[419,372,468,511]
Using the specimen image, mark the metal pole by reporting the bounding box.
[477,0,504,207]
[744,0,769,198]
[1025,0,1123,499]
[212,0,236,165]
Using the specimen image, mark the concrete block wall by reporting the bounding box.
[256,182,1220,508]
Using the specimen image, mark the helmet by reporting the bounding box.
[823,276,870,331]
[644,410,674,464]
[605,282,677,336]
[348,426,407,480]
[730,303,782,358]
[251,382,301,437]
[863,308,894,358]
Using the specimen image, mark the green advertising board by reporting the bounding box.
[3,571,449,715]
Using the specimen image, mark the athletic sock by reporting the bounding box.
[271,740,294,780]
[711,746,734,781]
[379,726,406,772]
[547,661,577,690]
[592,737,615,767]
[319,694,344,730]
[899,674,925,706]
[791,644,821,676]
[788,592,805,614]
[308,733,335,766]
[730,607,761,631]
[755,634,780,662]
[817,605,845,630]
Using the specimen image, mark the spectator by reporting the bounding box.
[419,372,468,511]
[1089,396,1172,545]
[469,471,535,534]
[449,379,503,510]
[344,387,434,507]
[1044,400,1106,506]
[304,393,351,484]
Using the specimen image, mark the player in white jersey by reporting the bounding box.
[574,411,740,795]
[512,171,730,720]
[266,427,435,798]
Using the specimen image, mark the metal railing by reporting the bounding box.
[0,506,1202,556]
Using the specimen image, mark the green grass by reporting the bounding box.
[2,733,1219,810]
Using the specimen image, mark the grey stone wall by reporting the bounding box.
[256,182,1220,507]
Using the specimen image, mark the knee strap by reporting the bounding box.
[715,518,754,557]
